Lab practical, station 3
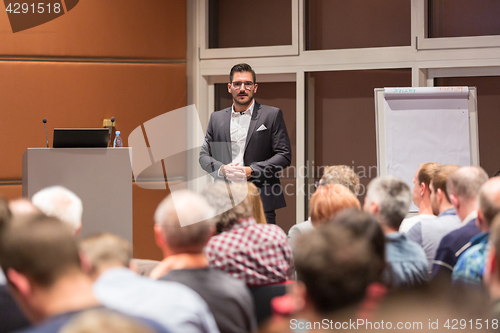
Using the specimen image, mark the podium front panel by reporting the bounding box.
[22,148,133,244]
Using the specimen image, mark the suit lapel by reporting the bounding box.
[222,108,232,158]
[244,101,261,152]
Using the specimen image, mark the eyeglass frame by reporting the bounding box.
[230,81,256,90]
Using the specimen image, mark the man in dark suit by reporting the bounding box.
[199,63,292,224]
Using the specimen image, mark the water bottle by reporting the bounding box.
[113,131,123,148]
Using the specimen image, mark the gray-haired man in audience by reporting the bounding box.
[364,175,428,288]
[32,186,83,235]
[150,190,257,333]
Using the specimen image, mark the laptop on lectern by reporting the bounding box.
[53,128,109,148]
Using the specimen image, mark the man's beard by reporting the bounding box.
[234,92,252,105]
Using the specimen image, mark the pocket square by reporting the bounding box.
[256,124,267,131]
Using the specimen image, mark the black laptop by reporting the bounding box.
[53,129,109,148]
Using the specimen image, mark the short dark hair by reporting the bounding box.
[331,209,386,283]
[0,196,12,236]
[294,223,380,314]
[0,214,80,288]
[229,63,256,83]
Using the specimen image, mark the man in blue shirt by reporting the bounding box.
[453,177,500,285]
[364,175,428,288]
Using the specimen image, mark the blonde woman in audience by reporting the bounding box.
[247,182,267,225]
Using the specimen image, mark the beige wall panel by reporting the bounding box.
[0,0,186,59]
[0,62,186,180]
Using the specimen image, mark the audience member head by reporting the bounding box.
[412,162,441,211]
[429,164,460,215]
[476,177,500,233]
[79,233,132,280]
[364,176,411,232]
[446,166,488,221]
[154,190,214,257]
[331,209,386,283]
[293,223,381,317]
[61,309,155,333]
[0,214,85,322]
[309,184,360,228]
[247,182,266,224]
[32,186,83,235]
[480,212,500,300]
[202,181,252,233]
[8,198,39,217]
[320,165,360,195]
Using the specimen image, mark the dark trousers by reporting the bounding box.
[264,210,276,225]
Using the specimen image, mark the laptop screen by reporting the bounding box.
[53,128,110,148]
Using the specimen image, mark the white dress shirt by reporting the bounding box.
[461,210,478,226]
[230,100,254,166]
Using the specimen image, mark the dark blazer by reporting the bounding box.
[0,285,30,332]
[199,102,292,211]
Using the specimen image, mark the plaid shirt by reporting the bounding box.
[205,217,293,286]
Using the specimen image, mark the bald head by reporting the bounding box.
[154,190,215,252]
[447,166,489,201]
[478,177,500,227]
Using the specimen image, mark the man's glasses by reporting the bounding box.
[231,81,254,90]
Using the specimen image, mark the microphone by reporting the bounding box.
[108,116,115,147]
[42,118,49,148]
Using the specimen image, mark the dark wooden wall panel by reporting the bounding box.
[307,0,411,50]
[436,77,500,177]
[312,69,412,204]
[0,0,186,59]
